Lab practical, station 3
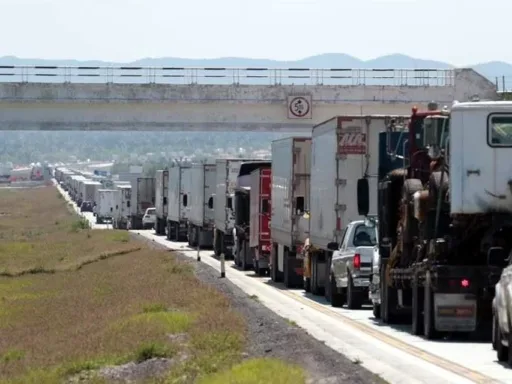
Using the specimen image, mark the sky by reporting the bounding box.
[0,0,510,66]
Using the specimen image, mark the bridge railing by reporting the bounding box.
[0,65,456,87]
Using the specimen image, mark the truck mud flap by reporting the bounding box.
[434,293,477,332]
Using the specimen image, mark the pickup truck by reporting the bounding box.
[328,218,378,309]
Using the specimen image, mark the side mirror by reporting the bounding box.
[327,242,338,251]
[357,178,369,216]
[487,247,508,267]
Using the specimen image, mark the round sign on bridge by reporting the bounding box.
[288,95,312,119]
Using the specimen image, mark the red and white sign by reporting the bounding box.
[339,132,367,154]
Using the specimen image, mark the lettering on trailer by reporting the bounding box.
[339,129,367,154]
[287,95,312,119]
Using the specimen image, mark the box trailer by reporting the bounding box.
[167,165,191,242]
[187,163,216,248]
[113,185,132,229]
[154,170,169,235]
[249,167,272,276]
[95,189,118,224]
[129,177,156,230]
[304,114,408,297]
[270,137,311,288]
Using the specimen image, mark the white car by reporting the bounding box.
[142,207,156,229]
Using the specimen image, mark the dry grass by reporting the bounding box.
[0,187,246,383]
[0,188,135,275]
[0,186,305,384]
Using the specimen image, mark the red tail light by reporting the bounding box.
[461,279,470,288]
[353,253,361,269]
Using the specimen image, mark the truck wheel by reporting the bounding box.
[270,245,282,282]
[411,274,424,335]
[330,274,344,308]
[347,274,363,309]
[214,229,221,256]
[495,313,508,362]
[423,284,441,340]
[284,252,294,288]
[372,303,381,319]
[311,257,321,296]
[304,278,311,292]
[241,241,250,271]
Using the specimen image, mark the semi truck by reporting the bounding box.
[167,165,191,242]
[95,189,118,224]
[187,163,216,248]
[234,161,271,270]
[213,159,260,259]
[269,137,311,288]
[80,180,102,206]
[154,170,169,235]
[129,177,156,230]
[356,101,509,339]
[113,185,132,229]
[304,115,408,297]
[249,167,272,276]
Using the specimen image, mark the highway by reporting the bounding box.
[58,184,511,384]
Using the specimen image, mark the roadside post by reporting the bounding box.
[197,243,201,262]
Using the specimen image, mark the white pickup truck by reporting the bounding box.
[328,218,378,309]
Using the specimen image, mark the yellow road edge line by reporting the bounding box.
[278,290,501,384]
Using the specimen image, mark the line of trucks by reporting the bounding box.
[54,100,512,365]
[54,168,156,229]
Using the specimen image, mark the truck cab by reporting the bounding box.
[328,218,378,309]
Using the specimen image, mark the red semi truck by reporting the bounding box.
[249,167,272,276]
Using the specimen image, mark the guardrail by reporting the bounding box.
[0,65,457,87]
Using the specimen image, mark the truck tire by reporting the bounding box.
[347,274,363,309]
[372,303,380,319]
[270,245,282,282]
[330,274,344,308]
[284,251,293,288]
[311,256,322,296]
[241,241,251,271]
[423,279,441,340]
[304,278,311,292]
[381,265,399,324]
[411,273,424,335]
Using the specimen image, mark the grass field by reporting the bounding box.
[0,186,305,384]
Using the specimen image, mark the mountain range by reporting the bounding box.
[1,53,511,85]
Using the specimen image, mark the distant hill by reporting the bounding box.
[1,53,511,84]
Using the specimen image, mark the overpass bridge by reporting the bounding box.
[0,65,499,131]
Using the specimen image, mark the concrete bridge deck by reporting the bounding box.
[0,66,499,131]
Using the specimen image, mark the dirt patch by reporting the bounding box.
[137,235,385,384]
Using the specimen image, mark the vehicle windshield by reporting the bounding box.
[353,224,378,246]
[146,208,156,215]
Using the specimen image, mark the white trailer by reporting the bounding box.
[95,189,118,224]
[304,114,408,296]
[154,170,169,235]
[213,158,260,258]
[81,180,102,204]
[129,177,156,230]
[166,165,191,242]
[270,137,311,288]
[113,185,132,230]
[187,163,216,248]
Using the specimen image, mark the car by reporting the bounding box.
[142,207,156,229]
[80,201,93,213]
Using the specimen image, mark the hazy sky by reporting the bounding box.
[1,0,509,65]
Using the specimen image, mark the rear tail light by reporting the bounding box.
[461,279,470,288]
[353,253,361,269]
